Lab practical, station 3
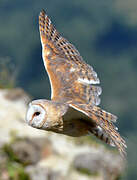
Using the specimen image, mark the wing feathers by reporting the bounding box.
[69,103,126,158]
[39,10,83,62]
[90,108,126,157]
[88,126,115,147]
[92,106,117,123]
[39,9,102,106]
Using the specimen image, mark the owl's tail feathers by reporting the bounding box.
[90,106,127,158]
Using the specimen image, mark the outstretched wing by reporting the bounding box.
[39,10,126,156]
[69,102,127,157]
[39,10,102,107]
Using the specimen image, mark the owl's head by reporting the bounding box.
[26,99,68,131]
[26,99,48,129]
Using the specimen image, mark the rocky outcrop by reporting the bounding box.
[0,88,126,180]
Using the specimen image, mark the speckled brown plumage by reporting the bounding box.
[26,9,127,158]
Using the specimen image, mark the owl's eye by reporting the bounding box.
[34,112,40,116]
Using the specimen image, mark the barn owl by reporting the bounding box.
[26,9,127,157]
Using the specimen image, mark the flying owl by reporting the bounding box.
[26,10,127,157]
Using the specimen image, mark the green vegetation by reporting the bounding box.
[0,0,136,179]
[76,167,99,177]
[6,162,30,180]
[0,143,30,180]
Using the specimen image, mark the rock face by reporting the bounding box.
[73,152,124,180]
[0,88,125,180]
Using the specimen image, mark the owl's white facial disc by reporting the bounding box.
[26,104,46,128]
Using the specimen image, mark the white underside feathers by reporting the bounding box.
[78,77,100,85]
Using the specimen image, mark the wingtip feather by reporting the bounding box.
[40,9,46,16]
